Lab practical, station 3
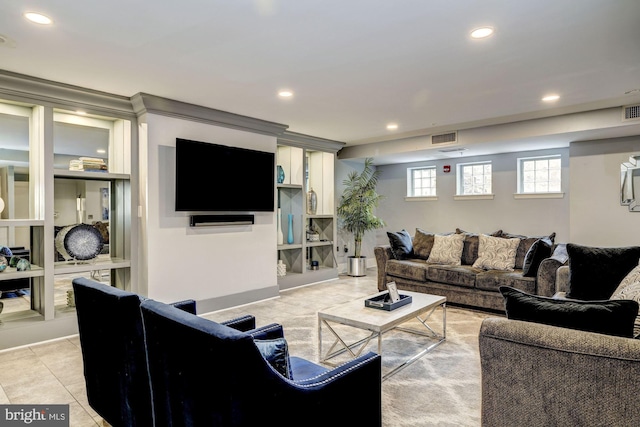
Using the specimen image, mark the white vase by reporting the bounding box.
[277,208,284,245]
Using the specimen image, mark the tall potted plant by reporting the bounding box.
[337,158,385,276]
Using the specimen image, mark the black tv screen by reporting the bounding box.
[175,138,275,212]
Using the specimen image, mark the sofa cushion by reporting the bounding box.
[427,233,465,265]
[412,228,435,260]
[499,231,556,269]
[566,244,640,300]
[500,286,639,338]
[386,259,428,282]
[472,234,520,271]
[610,260,640,337]
[522,237,553,277]
[426,264,478,288]
[476,270,536,294]
[387,229,414,260]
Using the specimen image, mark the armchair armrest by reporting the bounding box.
[536,243,568,297]
[374,245,394,291]
[220,314,256,332]
[247,323,285,340]
[170,299,197,315]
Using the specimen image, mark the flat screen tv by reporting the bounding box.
[175,138,275,212]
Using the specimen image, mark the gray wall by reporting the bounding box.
[337,148,571,257]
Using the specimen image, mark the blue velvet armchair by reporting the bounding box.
[72,278,257,427]
[140,299,382,427]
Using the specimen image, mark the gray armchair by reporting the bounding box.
[479,317,640,426]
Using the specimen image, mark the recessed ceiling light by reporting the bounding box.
[470,27,494,39]
[96,149,106,154]
[542,94,560,102]
[386,123,398,130]
[278,90,293,98]
[24,12,53,25]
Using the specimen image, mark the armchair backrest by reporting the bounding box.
[141,299,278,426]
[72,277,153,427]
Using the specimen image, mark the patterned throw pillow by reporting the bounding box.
[610,260,640,337]
[412,228,435,260]
[472,234,521,271]
[427,233,465,265]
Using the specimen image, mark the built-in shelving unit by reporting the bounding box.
[275,135,343,289]
[0,89,136,349]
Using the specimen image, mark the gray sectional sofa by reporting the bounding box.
[375,229,567,312]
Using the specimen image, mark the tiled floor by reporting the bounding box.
[0,271,383,427]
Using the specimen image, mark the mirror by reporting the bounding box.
[621,154,640,212]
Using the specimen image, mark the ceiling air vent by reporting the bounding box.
[623,105,640,122]
[431,132,457,145]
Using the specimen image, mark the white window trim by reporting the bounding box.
[513,192,564,199]
[517,154,562,195]
[454,194,495,201]
[456,161,492,196]
[405,196,439,202]
[406,165,437,197]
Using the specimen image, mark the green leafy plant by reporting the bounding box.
[337,158,385,258]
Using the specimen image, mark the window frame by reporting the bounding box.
[516,154,562,195]
[456,161,493,197]
[406,166,437,199]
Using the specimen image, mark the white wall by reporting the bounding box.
[570,136,640,246]
[347,148,570,255]
[139,114,277,306]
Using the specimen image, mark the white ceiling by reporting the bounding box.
[1,0,640,158]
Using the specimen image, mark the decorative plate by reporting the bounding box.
[56,224,104,261]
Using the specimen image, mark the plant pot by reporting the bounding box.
[347,256,367,277]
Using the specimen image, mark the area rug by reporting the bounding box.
[204,278,492,427]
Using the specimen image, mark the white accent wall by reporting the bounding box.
[138,113,277,305]
[569,136,640,246]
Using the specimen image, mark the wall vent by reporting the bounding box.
[623,105,640,122]
[431,132,457,144]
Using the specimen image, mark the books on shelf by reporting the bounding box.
[69,157,108,172]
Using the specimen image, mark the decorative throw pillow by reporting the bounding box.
[566,244,640,300]
[387,229,414,259]
[499,231,556,269]
[472,234,520,271]
[254,338,292,379]
[455,228,502,266]
[500,286,639,338]
[427,233,465,265]
[522,237,553,277]
[412,228,435,260]
[610,260,640,337]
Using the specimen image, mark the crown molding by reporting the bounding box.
[131,92,289,137]
[0,69,134,118]
[277,130,345,153]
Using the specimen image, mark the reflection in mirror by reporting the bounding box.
[621,154,640,212]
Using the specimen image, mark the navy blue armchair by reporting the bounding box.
[72,278,258,427]
[140,299,382,427]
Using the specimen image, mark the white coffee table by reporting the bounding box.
[317,290,446,380]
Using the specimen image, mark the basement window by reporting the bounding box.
[456,161,492,197]
[406,166,437,199]
[516,155,562,197]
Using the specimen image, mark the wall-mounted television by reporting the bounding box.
[175,138,275,212]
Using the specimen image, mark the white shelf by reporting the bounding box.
[278,244,303,250]
[54,169,130,180]
[54,257,131,275]
[305,241,332,247]
[0,265,44,281]
[0,219,44,227]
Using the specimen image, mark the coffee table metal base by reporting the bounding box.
[318,299,446,381]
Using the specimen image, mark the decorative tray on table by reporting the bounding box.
[364,293,412,311]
